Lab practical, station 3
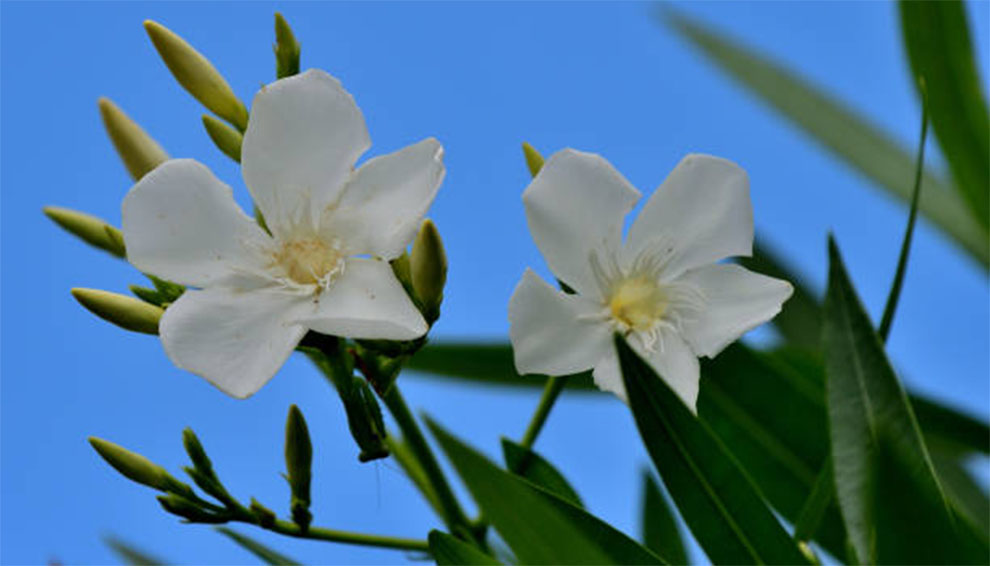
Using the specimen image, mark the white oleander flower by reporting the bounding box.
[508,150,792,411]
[122,69,444,398]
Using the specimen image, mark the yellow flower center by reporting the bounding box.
[275,238,344,286]
[608,275,668,332]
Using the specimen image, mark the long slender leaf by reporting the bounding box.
[103,536,166,566]
[617,336,808,565]
[428,530,503,566]
[641,472,688,566]
[215,527,300,566]
[426,417,664,565]
[502,439,584,508]
[900,1,989,229]
[664,10,988,265]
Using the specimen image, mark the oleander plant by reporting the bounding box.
[45,6,988,566]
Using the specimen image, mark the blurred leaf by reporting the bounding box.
[930,447,990,538]
[616,336,808,565]
[664,10,988,266]
[739,241,822,349]
[428,530,503,566]
[641,472,688,566]
[823,238,960,564]
[426,417,664,565]
[914,394,990,456]
[900,1,989,230]
[103,536,166,566]
[502,439,584,508]
[215,527,300,565]
[792,459,834,544]
[387,436,444,518]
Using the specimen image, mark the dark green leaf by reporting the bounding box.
[664,10,988,265]
[900,1,989,230]
[930,446,990,542]
[103,536,166,566]
[215,527,300,565]
[501,439,584,508]
[428,530,503,565]
[914,394,990,456]
[426,417,664,565]
[641,472,688,565]
[792,459,834,543]
[617,336,808,565]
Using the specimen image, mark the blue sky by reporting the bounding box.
[2,2,987,564]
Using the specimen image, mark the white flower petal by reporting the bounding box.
[160,287,310,399]
[508,269,612,376]
[678,263,794,358]
[523,149,641,298]
[241,70,370,234]
[592,331,700,412]
[122,159,272,288]
[301,258,427,340]
[325,138,444,259]
[625,154,753,279]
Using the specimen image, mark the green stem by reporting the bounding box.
[519,375,569,451]
[265,518,429,552]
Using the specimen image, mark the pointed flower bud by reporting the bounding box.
[354,380,389,463]
[43,206,126,258]
[144,20,249,131]
[284,405,312,530]
[410,219,447,323]
[522,142,545,177]
[72,288,163,334]
[202,115,242,162]
[89,437,171,491]
[182,428,214,476]
[98,98,169,181]
[158,494,228,524]
[274,13,301,79]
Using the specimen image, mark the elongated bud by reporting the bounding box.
[158,494,227,524]
[285,405,312,530]
[410,219,447,323]
[89,437,171,491]
[202,115,242,162]
[183,428,213,475]
[43,207,126,258]
[522,142,545,177]
[98,98,169,181]
[72,288,162,334]
[274,13,301,79]
[355,380,389,463]
[144,20,249,131]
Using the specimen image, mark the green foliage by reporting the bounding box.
[428,531,503,566]
[216,527,301,566]
[103,535,166,566]
[501,439,584,508]
[641,472,688,566]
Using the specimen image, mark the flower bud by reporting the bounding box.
[354,380,390,463]
[274,13,301,79]
[202,115,242,162]
[89,437,171,491]
[98,98,169,181]
[182,428,213,476]
[410,219,447,323]
[284,405,312,530]
[144,20,249,131]
[522,142,545,177]
[72,288,163,335]
[158,494,227,524]
[43,207,126,258]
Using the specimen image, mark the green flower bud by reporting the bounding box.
[202,115,242,162]
[522,142,545,178]
[274,13,301,79]
[182,428,213,475]
[98,98,169,181]
[158,494,227,524]
[43,206,126,258]
[72,288,163,335]
[410,219,447,323]
[284,405,312,531]
[89,437,171,491]
[144,20,249,131]
[354,380,389,463]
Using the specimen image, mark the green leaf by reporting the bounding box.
[900,1,989,230]
[501,439,584,507]
[930,447,990,537]
[641,472,688,566]
[664,10,988,265]
[406,343,595,389]
[215,527,300,565]
[616,336,808,565]
[428,531,503,566]
[426,417,664,565]
[914,394,990,456]
[823,238,960,564]
[103,536,166,566]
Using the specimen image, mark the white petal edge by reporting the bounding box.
[677,263,794,358]
[508,269,612,376]
[523,149,641,299]
[324,138,444,259]
[301,258,427,341]
[625,154,753,279]
[241,69,370,236]
[122,159,273,288]
[160,287,310,399]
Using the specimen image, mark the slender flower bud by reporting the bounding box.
[158,494,227,524]
[98,98,169,181]
[202,115,242,162]
[144,20,249,131]
[183,428,213,476]
[522,142,545,177]
[274,13,301,79]
[410,219,447,323]
[72,288,163,335]
[89,437,171,491]
[43,206,126,258]
[355,380,389,463]
[284,405,312,530]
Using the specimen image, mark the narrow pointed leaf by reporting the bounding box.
[664,10,988,265]
[103,536,166,566]
[641,472,687,566]
[428,531,502,566]
[501,439,583,508]
[426,417,664,565]
[617,336,808,565]
[930,447,990,537]
[215,527,300,565]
